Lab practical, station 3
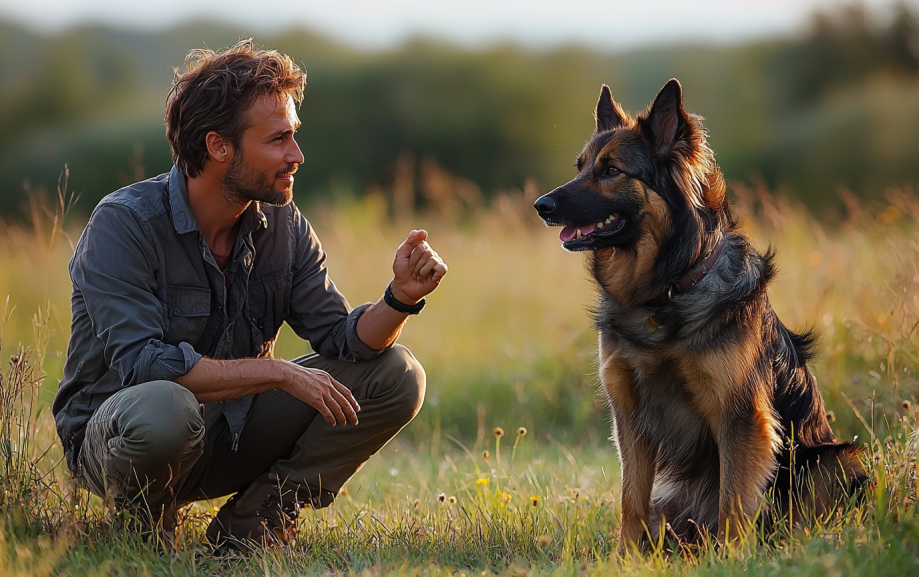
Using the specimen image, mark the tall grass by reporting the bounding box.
[0,177,916,574]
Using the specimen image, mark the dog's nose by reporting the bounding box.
[534,195,557,215]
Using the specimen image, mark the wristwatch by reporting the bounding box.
[384,283,426,315]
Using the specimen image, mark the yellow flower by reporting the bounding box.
[501,492,511,502]
[529,495,540,506]
[476,477,489,485]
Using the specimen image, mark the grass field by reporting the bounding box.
[0,178,917,575]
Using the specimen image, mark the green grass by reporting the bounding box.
[0,181,917,574]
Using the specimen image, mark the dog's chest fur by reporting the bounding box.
[596,239,766,475]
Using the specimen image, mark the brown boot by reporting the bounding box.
[206,473,302,550]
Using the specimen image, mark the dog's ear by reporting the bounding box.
[641,79,689,159]
[595,85,627,133]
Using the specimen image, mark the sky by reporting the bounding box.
[0,0,916,51]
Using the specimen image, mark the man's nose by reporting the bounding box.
[288,138,305,165]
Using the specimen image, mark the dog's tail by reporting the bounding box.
[772,442,868,519]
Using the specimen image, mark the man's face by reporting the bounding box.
[222,92,304,206]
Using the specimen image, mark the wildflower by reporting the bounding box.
[494,427,505,438]
[438,493,446,503]
[501,492,511,502]
[483,450,490,461]
[448,496,457,505]
[517,427,527,437]
[476,478,489,485]
[530,495,540,507]
[826,411,836,424]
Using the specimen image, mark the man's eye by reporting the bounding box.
[607,166,621,176]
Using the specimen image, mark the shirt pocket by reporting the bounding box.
[164,285,211,346]
[247,273,291,358]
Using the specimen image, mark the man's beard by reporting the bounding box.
[221,150,295,207]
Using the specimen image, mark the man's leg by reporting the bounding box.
[198,344,424,545]
[79,380,206,516]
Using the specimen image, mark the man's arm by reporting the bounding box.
[355,229,448,350]
[174,356,361,426]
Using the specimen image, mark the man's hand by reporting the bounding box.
[279,361,361,426]
[390,230,448,305]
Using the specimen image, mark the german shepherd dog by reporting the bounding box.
[534,79,866,550]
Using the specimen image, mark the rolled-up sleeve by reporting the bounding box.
[71,204,201,387]
[285,207,388,362]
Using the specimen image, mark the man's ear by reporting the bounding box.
[205,131,232,164]
[639,79,688,159]
[595,84,627,133]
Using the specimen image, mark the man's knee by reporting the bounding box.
[377,345,426,423]
[109,380,205,469]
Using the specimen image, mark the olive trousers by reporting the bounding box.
[76,345,425,511]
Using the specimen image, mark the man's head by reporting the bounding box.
[166,39,306,205]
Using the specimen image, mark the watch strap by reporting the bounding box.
[384,283,426,315]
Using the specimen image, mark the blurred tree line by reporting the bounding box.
[0,2,917,218]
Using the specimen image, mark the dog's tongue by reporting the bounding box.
[560,224,595,242]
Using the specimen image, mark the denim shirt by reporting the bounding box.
[53,167,383,471]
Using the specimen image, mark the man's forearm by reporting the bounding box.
[174,356,286,403]
[355,297,411,351]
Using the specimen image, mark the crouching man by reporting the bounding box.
[52,40,447,548]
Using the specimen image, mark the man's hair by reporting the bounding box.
[166,39,306,178]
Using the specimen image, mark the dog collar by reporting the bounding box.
[669,234,727,298]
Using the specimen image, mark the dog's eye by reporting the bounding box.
[607,166,621,176]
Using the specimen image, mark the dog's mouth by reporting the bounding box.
[558,213,627,250]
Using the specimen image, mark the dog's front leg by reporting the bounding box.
[714,396,779,543]
[612,407,658,554]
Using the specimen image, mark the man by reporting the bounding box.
[51,39,447,548]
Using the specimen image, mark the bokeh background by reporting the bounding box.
[1,0,918,217]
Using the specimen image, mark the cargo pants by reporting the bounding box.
[76,345,424,511]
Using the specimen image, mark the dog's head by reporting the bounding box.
[534,79,728,255]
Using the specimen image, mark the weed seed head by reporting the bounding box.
[517,427,527,437]
[903,400,912,411]
[483,450,490,461]
[438,493,446,503]
[494,427,504,438]
[826,411,836,424]
[448,496,457,505]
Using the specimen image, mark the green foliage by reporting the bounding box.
[2,3,919,218]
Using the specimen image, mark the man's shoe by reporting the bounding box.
[206,473,302,550]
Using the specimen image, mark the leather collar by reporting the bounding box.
[669,234,726,297]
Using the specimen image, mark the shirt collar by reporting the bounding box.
[168,166,269,235]
[168,166,199,235]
